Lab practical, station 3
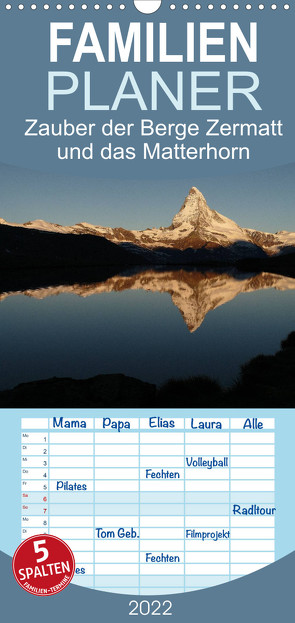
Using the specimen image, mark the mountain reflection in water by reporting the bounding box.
[1,268,295,332]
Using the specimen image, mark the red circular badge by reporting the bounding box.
[12,534,75,596]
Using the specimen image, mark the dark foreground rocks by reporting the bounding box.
[0,374,156,408]
[1,333,295,408]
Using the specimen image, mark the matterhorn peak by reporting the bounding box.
[171,186,213,229]
[188,186,205,197]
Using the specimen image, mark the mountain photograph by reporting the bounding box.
[1,186,295,271]
[1,172,295,408]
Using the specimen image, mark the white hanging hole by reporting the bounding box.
[134,1,162,13]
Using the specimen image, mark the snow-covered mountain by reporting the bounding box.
[1,187,295,259]
[1,269,294,333]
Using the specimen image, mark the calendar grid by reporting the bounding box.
[92,424,95,590]
[21,415,276,595]
[138,423,141,596]
[183,423,186,594]
[229,425,231,583]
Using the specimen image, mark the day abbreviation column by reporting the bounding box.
[21,418,49,541]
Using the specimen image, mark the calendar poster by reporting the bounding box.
[0,2,294,621]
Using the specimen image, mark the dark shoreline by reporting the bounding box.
[2,220,295,280]
[1,259,294,299]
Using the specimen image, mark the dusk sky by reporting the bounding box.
[0,162,294,234]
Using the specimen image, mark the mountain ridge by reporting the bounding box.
[1,187,295,264]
